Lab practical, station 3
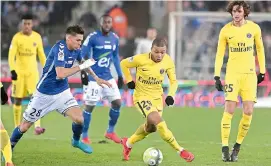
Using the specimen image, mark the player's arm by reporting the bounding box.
[55,49,95,79]
[112,38,124,88]
[120,55,141,82]
[8,35,18,80]
[80,34,94,85]
[37,34,46,67]
[120,55,141,89]
[81,34,94,60]
[1,82,8,105]
[214,27,227,91]
[165,58,178,106]
[166,59,178,97]
[113,39,122,77]
[214,28,227,78]
[255,24,266,83]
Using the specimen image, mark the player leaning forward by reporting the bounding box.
[120,38,194,162]
[214,1,266,162]
[9,25,111,154]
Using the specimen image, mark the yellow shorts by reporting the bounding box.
[224,73,257,102]
[134,97,163,118]
[12,71,39,98]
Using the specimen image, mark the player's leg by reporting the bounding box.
[104,99,121,143]
[11,72,24,128]
[12,98,22,128]
[58,89,92,154]
[82,81,101,144]
[10,90,55,151]
[221,74,239,161]
[65,107,92,154]
[231,74,256,162]
[10,120,33,150]
[82,105,95,144]
[27,71,45,135]
[147,111,194,162]
[104,79,122,143]
[0,121,14,165]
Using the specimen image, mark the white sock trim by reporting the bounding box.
[126,139,132,148]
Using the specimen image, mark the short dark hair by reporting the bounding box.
[226,1,251,18]
[152,37,167,48]
[21,13,33,20]
[101,14,112,20]
[65,25,84,36]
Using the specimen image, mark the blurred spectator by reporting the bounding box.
[107,4,128,38]
[135,28,157,54]
[120,26,136,59]
[79,12,97,29]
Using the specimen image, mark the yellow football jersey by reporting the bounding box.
[8,31,46,72]
[215,20,265,76]
[120,53,178,99]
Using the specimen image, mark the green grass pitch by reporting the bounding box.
[1,105,271,166]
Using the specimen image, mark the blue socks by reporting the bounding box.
[107,108,120,133]
[10,127,24,149]
[82,110,92,138]
[72,122,83,141]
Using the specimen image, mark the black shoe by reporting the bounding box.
[230,144,240,162]
[222,146,230,162]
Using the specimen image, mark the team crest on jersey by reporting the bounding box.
[247,33,252,38]
[33,42,37,46]
[160,69,164,74]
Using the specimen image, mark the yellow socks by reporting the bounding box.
[1,130,13,164]
[34,119,41,128]
[236,113,252,144]
[13,104,22,127]
[221,112,233,146]
[127,124,149,147]
[156,121,183,152]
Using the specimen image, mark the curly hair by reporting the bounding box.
[226,1,251,18]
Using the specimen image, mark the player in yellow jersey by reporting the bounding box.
[214,1,266,162]
[1,82,15,166]
[120,38,194,162]
[8,14,47,135]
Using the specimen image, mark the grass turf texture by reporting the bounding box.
[1,106,271,166]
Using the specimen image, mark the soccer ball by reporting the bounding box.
[143,147,163,166]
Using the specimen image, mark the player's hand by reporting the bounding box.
[214,76,223,91]
[95,77,112,88]
[127,81,135,89]
[257,73,265,84]
[11,70,17,80]
[80,70,89,86]
[1,87,8,105]
[165,96,174,106]
[117,76,124,89]
[79,59,96,70]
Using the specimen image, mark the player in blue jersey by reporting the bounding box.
[80,15,124,144]
[9,25,112,155]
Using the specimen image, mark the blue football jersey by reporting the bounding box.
[37,40,82,95]
[81,30,122,81]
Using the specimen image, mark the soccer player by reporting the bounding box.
[80,15,124,144]
[120,38,194,162]
[1,83,15,166]
[9,25,112,155]
[214,1,266,162]
[8,13,47,135]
